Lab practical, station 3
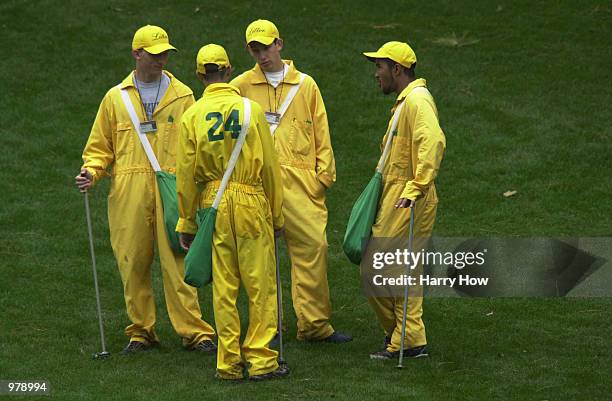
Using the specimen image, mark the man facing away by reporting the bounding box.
[75,25,216,355]
[176,44,287,381]
[362,41,446,359]
[231,19,351,343]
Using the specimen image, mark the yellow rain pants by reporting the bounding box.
[204,182,279,378]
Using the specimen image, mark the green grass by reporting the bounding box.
[1,0,611,400]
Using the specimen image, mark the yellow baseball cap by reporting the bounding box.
[363,41,417,68]
[132,25,177,54]
[245,19,280,45]
[196,44,231,74]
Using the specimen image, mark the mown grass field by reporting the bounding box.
[1,0,610,400]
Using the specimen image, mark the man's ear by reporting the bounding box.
[246,44,255,57]
[392,62,402,77]
[196,72,206,84]
[225,66,233,81]
[131,49,141,61]
[275,38,284,51]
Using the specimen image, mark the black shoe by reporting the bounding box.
[369,345,429,360]
[322,331,353,343]
[249,365,290,382]
[121,341,152,355]
[403,345,429,358]
[369,349,395,360]
[192,340,217,354]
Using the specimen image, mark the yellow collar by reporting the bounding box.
[119,70,175,89]
[118,70,192,99]
[393,78,427,108]
[202,83,241,97]
[249,60,301,85]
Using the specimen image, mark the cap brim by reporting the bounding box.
[247,36,275,46]
[363,51,386,62]
[144,43,177,54]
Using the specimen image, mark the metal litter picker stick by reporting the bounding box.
[275,240,285,365]
[84,191,110,359]
[397,205,415,368]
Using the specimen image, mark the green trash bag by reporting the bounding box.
[343,171,383,265]
[156,171,183,254]
[184,208,217,287]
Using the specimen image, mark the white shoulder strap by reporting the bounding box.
[212,97,252,210]
[410,87,431,96]
[118,86,161,172]
[375,86,431,173]
[375,101,405,173]
[269,73,307,135]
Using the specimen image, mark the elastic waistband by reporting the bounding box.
[278,158,315,171]
[204,180,263,194]
[112,166,176,176]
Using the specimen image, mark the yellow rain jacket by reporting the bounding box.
[176,83,283,379]
[81,70,215,347]
[231,61,337,340]
[369,78,446,351]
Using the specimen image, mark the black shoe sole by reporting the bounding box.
[249,367,290,381]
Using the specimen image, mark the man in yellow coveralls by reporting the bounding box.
[362,41,446,359]
[75,25,216,355]
[231,19,351,343]
[176,44,287,381]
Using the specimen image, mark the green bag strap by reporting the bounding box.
[211,97,252,210]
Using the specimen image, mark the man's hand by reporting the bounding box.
[394,198,415,209]
[274,227,285,238]
[75,169,93,193]
[179,233,195,252]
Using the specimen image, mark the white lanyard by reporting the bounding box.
[269,73,306,135]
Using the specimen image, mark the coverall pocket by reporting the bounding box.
[390,136,411,172]
[163,123,178,158]
[423,186,439,204]
[235,202,263,239]
[115,122,134,160]
[308,176,326,199]
[289,118,313,156]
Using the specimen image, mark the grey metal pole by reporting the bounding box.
[397,205,415,368]
[274,239,285,365]
[84,192,110,359]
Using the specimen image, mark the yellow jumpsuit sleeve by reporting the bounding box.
[176,110,199,234]
[81,93,115,185]
[255,104,285,230]
[400,98,446,200]
[310,82,336,189]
